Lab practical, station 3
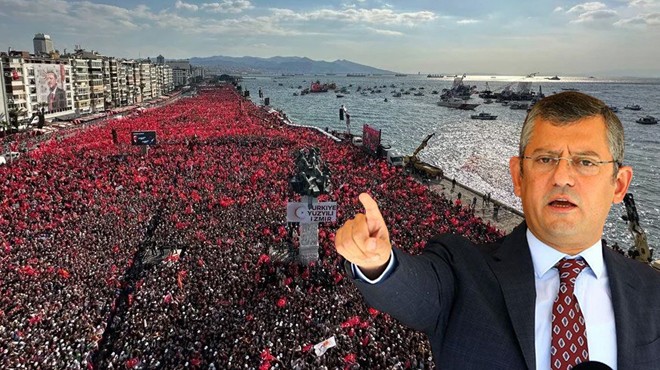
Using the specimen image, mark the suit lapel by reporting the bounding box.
[603,247,639,370]
[489,222,537,370]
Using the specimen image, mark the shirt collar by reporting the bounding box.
[526,228,605,279]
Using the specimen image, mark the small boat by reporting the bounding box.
[547,75,561,80]
[431,90,439,95]
[510,102,529,110]
[437,98,480,110]
[470,112,497,120]
[414,92,424,96]
[608,106,618,113]
[625,104,642,111]
[636,116,658,125]
[336,94,344,98]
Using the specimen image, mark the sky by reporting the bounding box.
[0,0,659,76]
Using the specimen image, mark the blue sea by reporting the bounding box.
[241,75,660,256]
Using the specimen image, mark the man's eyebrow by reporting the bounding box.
[529,149,604,158]
[529,148,561,155]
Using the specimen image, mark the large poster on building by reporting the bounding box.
[34,64,69,113]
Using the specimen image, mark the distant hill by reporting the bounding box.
[189,55,396,75]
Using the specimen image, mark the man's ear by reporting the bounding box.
[612,165,633,204]
[509,156,522,198]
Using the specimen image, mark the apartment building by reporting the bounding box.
[1,50,73,123]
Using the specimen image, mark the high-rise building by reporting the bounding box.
[156,54,165,65]
[33,33,54,55]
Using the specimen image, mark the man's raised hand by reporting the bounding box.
[335,193,392,279]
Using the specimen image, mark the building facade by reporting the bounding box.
[33,33,54,56]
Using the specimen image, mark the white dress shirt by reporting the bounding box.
[527,229,617,370]
[354,230,618,369]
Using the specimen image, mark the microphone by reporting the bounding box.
[572,361,613,370]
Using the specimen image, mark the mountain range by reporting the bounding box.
[188,55,396,75]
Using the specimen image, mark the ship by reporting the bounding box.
[470,112,497,120]
[437,98,480,110]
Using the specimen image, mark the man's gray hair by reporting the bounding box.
[520,91,625,170]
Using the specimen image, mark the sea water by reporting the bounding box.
[242,75,660,255]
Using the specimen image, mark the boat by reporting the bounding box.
[609,106,618,113]
[414,92,424,96]
[470,112,497,120]
[547,75,560,80]
[392,92,402,97]
[395,74,407,77]
[310,81,329,93]
[625,104,642,111]
[437,98,480,110]
[336,94,344,98]
[427,74,444,78]
[636,116,658,125]
[510,102,529,110]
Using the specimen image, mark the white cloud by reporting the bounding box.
[567,2,607,14]
[269,7,437,26]
[627,0,656,8]
[457,19,480,24]
[554,6,564,12]
[615,12,660,26]
[570,9,618,23]
[175,0,199,11]
[201,0,253,14]
[367,27,403,36]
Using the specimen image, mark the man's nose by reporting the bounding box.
[551,158,576,187]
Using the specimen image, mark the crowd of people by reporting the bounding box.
[1,85,503,369]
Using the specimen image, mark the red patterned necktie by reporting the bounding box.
[48,92,54,111]
[551,257,589,370]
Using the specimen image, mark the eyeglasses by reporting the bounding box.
[520,155,620,176]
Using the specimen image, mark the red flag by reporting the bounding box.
[125,357,139,369]
[197,258,205,267]
[58,268,70,279]
[260,348,275,361]
[163,293,172,304]
[177,270,187,289]
[276,297,286,308]
[343,353,356,364]
[28,315,42,325]
[340,316,360,328]
[368,307,380,317]
[302,343,313,352]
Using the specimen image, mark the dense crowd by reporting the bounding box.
[0,86,503,369]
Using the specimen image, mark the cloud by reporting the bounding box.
[615,12,660,26]
[269,7,436,26]
[367,27,403,36]
[456,19,480,24]
[567,2,607,14]
[554,6,564,12]
[627,0,656,8]
[201,0,253,14]
[175,0,199,11]
[570,9,618,23]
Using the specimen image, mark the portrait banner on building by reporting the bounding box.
[34,64,70,113]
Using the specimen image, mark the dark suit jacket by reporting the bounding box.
[350,222,660,369]
[49,87,67,111]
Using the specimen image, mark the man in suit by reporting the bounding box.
[45,70,67,112]
[335,91,660,370]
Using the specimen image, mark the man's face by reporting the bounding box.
[46,73,57,90]
[509,116,632,253]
